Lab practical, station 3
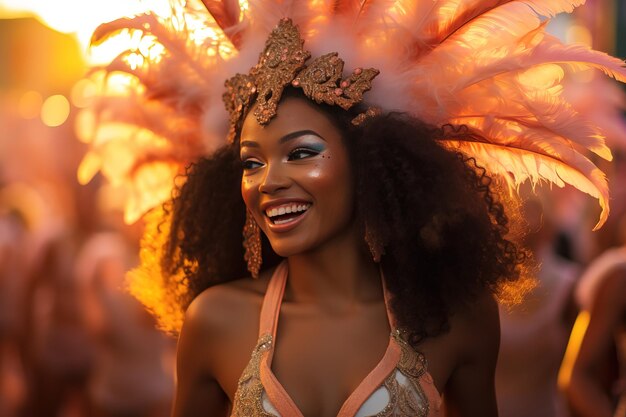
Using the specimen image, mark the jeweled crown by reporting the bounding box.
[223,18,379,142]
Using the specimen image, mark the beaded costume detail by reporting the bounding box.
[368,330,430,417]
[231,333,278,417]
[230,329,433,417]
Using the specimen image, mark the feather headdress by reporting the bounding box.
[80,0,626,229]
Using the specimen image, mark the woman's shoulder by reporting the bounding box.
[417,290,500,399]
[177,269,276,381]
[183,268,274,336]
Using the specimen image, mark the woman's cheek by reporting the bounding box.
[241,176,258,209]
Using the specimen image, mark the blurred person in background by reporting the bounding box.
[76,230,173,417]
[561,150,626,417]
[0,202,29,417]
[496,194,580,417]
[19,230,95,417]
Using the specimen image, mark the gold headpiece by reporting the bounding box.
[223,18,379,142]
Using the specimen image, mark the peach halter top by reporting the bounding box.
[230,262,442,417]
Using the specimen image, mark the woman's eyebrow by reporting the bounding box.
[279,130,325,144]
[240,140,258,148]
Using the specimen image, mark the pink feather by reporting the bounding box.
[83,0,626,227]
[199,0,243,48]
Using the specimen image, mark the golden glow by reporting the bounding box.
[18,91,43,119]
[558,310,591,390]
[41,94,70,127]
[127,205,190,334]
[0,0,171,64]
[2,0,247,227]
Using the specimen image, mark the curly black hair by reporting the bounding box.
[145,90,530,344]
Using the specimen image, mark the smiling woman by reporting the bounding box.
[163,82,529,416]
[80,1,626,416]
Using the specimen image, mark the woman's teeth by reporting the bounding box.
[266,203,311,223]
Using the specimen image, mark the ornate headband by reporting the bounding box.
[222,18,379,142]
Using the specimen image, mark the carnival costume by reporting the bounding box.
[80,1,626,411]
[231,261,440,416]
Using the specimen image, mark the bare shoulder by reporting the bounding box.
[418,290,500,394]
[424,291,499,352]
[183,269,273,341]
[177,268,275,397]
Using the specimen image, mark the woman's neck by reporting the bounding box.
[284,227,382,308]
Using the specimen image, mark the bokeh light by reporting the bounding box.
[40,94,70,127]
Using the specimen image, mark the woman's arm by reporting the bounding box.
[171,294,230,417]
[443,292,501,417]
[566,270,625,417]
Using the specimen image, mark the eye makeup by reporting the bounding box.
[294,142,326,153]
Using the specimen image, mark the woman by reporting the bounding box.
[84,1,626,416]
[169,89,526,415]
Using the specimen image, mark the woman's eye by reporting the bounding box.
[288,148,320,161]
[242,159,263,170]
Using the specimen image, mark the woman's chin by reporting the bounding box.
[267,237,318,259]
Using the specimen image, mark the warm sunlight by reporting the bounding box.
[0,0,170,64]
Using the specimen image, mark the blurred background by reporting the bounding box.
[0,1,624,417]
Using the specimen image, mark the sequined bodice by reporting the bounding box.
[230,262,441,417]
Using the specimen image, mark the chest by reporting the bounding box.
[220,302,392,416]
[271,306,391,416]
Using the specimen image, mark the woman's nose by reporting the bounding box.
[258,163,291,194]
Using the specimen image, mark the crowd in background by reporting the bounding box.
[0,59,175,415]
[0,150,175,417]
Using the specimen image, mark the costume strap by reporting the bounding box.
[259,261,288,339]
[380,267,398,330]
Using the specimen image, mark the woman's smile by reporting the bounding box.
[263,199,312,231]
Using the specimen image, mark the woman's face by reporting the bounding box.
[240,97,354,257]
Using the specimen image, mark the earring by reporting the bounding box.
[243,209,262,279]
[365,224,384,263]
